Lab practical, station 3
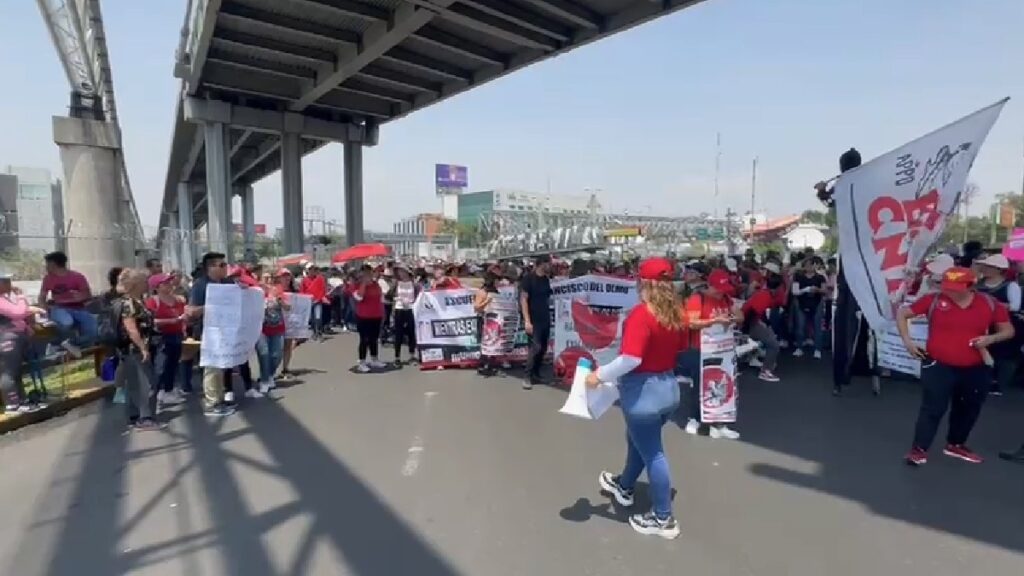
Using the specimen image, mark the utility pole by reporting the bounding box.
[714,132,721,219]
[725,207,736,255]
[750,156,758,226]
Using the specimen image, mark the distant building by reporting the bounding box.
[2,166,64,254]
[389,213,452,257]
[456,189,601,228]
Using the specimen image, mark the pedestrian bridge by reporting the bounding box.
[158,0,706,267]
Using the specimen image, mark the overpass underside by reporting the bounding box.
[159,0,705,268]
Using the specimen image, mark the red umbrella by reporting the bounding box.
[277,253,311,266]
[331,243,390,264]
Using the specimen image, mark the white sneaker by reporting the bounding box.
[267,376,276,390]
[803,339,813,347]
[224,391,235,403]
[60,339,82,359]
[369,359,387,369]
[684,419,699,435]
[779,339,789,349]
[813,350,822,359]
[747,356,763,368]
[244,388,264,399]
[793,348,804,358]
[710,425,740,440]
[258,382,272,395]
[356,363,371,373]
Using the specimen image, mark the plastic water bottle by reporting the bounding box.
[573,358,593,389]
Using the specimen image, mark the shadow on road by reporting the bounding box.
[8,382,464,575]
[738,358,1024,553]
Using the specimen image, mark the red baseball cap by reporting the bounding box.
[708,269,736,296]
[147,273,174,290]
[940,266,976,293]
[638,257,674,281]
[275,268,293,277]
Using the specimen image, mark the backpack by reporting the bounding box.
[96,298,127,348]
[925,292,996,324]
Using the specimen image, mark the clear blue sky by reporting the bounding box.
[2,0,1023,232]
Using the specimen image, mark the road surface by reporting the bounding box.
[1,337,1022,575]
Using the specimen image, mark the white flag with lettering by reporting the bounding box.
[834,99,1007,330]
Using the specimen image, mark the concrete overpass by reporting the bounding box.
[158,0,706,268]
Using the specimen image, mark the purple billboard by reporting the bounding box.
[435,164,468,196]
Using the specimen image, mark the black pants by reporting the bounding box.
[912,362,991,450]
[526,323,551,380]
[0,333,26,408]
[392,309,416,358]
[381,304,394,342]
[331,295,344,326]
[223,361,254,392]
[151,333,183,393]
[357,317,381,361]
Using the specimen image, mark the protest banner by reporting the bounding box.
[876,320,929,377]
[414,289,481,369]
[551,275,638,382]
[700,326,738,423]
[482,287,526,361]
[834,99,1006,331]
[200,284,265,369]
[284,293,313,339]
[1003,228,1024,262]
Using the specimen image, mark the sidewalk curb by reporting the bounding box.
[0,383,114,435]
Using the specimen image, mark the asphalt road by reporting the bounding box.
[1,337,1022,576]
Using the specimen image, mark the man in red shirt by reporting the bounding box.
[300,263,328,340]
[897,267,1014,466]
[37,251,94,356]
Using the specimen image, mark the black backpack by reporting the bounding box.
[96,298,127,348]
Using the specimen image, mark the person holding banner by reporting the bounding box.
[391,266,418,366]
[586,257,684,540]
[898,267,1014,466]
[187,252,235,417]
[353,265,386,373]
[474,268,502,376]
[680,269,741,440]
[277,269,300,381]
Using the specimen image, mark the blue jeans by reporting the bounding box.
[310,303,324,336]
[256,334,285,382]
[50,306,97,347]
[617,371,680,519]
[794,304,824,351]
[768,307,788,343]
[150,333,183,393]
[675,349,701,421]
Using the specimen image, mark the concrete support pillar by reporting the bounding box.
[343,141,364,246]
[203,122,232,259]
[241,184,256,259]
[281,132,304,254]
[177,182,195,270]
[52,116,123,289]
[164,212,181,271]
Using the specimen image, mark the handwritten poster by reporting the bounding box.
[876,320,929,377]
[285,293,313,339]
[200,284,265,368]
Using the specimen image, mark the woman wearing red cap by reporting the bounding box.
[897,266,1014,466]
[679,268,741,440]
[145,273,189,408]
[586,257,685,539]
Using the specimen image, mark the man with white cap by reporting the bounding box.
[919,253,956,295]
[974,253,1021,396]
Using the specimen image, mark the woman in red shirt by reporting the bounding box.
[300,264,328,340]
[742,277,782,383]
[256,271,291,393]
[353,265,386,373]
[679,269,740,439]
[586,257,686,540]
[145,273,189,406]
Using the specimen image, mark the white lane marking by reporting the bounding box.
[401,392,437,477]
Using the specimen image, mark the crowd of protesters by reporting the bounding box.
[2,241,1023,471]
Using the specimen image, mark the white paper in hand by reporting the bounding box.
[559,358,619,420]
